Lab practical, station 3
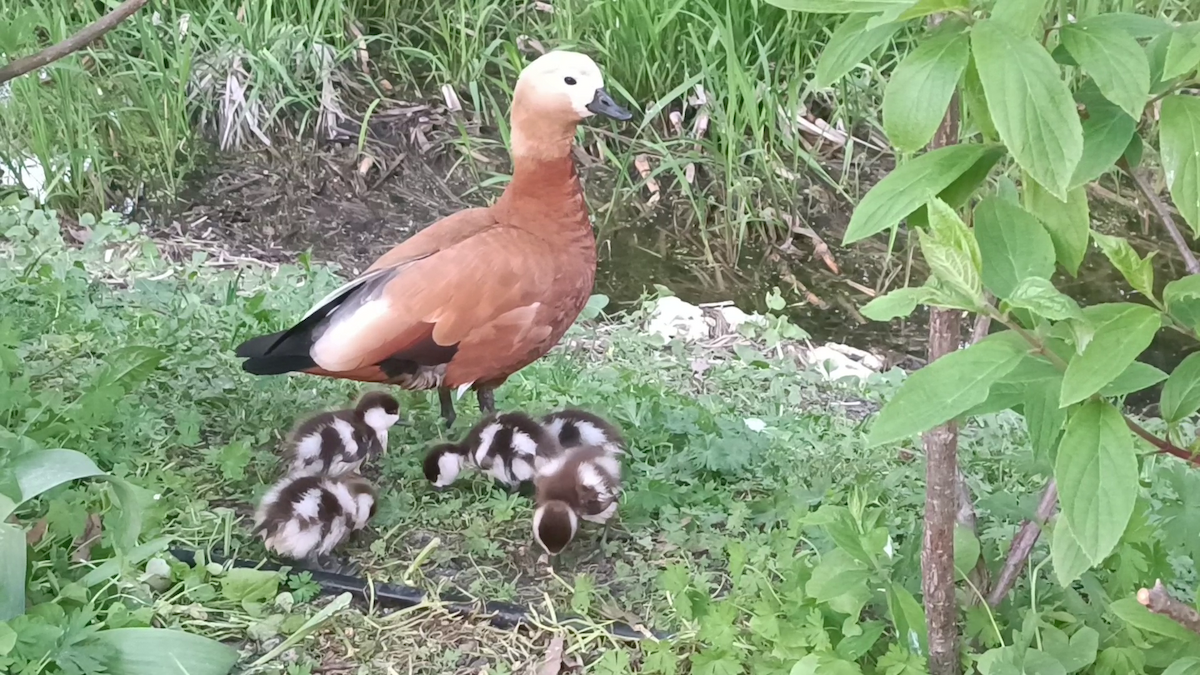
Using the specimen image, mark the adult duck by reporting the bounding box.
[235,51,631,427]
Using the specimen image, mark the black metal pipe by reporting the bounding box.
[168,547,671,641]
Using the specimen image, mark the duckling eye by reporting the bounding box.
[564,76,577,86]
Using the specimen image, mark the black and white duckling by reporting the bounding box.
[540,408,625,455]
[532,445,622,557]
[423,411,561,492]
[284,391,401,477]
[252,472,377,570]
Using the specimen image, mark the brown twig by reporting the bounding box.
[987,481,1058,607]
[1138,580,1200,637]
[1119,158,1200,275]
[1126,418,1200,466]
[0,0,150,86]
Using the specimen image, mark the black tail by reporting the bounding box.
[235,330,318,375]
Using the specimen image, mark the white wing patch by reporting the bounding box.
[311,298,394,371]
[576,422,610,446]
[511,431,539,458]
[474,422,502,467]
[294,488,323,520]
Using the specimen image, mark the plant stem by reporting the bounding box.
[0,0,150,86]
[1126,418,1200,467]
[987,480,1058,607]
[1138,580,1200,636]
[1119,158,1200,275]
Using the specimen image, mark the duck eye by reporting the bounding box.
[564,76,577,85]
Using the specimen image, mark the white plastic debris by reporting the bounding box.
[646,297,708,341]
[803,343,884,383]
[719,306,767,331]
[743,418,766,433]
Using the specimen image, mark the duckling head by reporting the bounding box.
[533,500,578,555]
[339,474,378,530]
[513,50,632,124]
[355,391,402,431]
[423,442,470,489]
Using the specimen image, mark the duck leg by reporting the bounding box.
[437,387,456,429]
[476,386,495,413]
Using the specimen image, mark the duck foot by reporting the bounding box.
[477,387,495,413]
[301,553,361,577]
[438,388,456,429]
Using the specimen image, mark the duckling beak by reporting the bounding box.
[586,88,632,121]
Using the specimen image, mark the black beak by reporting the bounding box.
[586,88,633,121]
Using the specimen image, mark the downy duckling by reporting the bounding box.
[284,391,402,477]
[540,408,625,455]
[252,472,377,570]
[467,411,562,489]
[422,440,472,490]
[532,445,622,557]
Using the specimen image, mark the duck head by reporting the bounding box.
[532,500,578,555]
[513,51,632,126]
[340,474,378,530]
[355,391,403,430]
[423,442,470,489]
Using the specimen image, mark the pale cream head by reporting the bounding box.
[513,50,632,124]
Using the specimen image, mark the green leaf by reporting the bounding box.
[1071,94,1137,190]
[896,0,968,22]
[1098,362,1167,397]
[843,144,1001,244]
[1024,377,1068,465]
[1061,21,1150,119]
[806,549,870,603]
[973,197,1056,299]
[246,592,352,669]
[1164,275,1200,333]
[868,332,1028,446]
[1005,278,1083,321]
[860,286,932,321]
[990,0,1049,36]
[817,14,903,88]
[917,199,984,306]
[1090,232,1155,299]
[1051,517,1092,587]
[973,20,1083,200]
[764,0,914,11]
[882,30,970,152]
[219,568,281,605]
[1110,597,1200,643]
[104,476,144,551]
[1025,181,1090,276]
[0,524,25,621]
[963,55,999,141]
[886,583,928,656]
[92,628,239,675]
[1160,95,1200,236]
[1085,13,1171,39]
[1042,625,1099,674]
[1055,400,1139,565]
[1164,657,1200,675]
[1060,303,1161,406]
[1163,23,1200,81]
[953,525,981,579]
[908,145,1008,230]
[978,646,1067,675]
[1161,352,1200,424]
[89,346,169,393]
[10,448,104,509]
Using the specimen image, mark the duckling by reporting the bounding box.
[465,411,562,490]
[540,408,625,455]
[532,445,622,557]
[422,440,472,490]
[284,391,401,477]
[252,472,377,571]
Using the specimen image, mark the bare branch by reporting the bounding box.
[987,480,1058,607]
[0,0,150,86]
[1138,580,1200,637]
[1119,159,1200,276]
[1126,418,1200,467]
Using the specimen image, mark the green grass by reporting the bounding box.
[5,200,1200,673]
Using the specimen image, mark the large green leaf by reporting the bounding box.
[1060,303,1161,406]
[1110,597,1200,643]
[764,0,914,12]
[89,346,168,393]
[860,286,932,321]
[882,30,970,152]
[1085,13,1172,39]
[990,0,1049,36]
[868,332,1028,446]
[1055,400,1139,565]
[1164,275,1200,333]
[1025,181,1090,276]
[963,56,999,141]
[1090,232,1155,300]
[1162,23,1200,81]
[1164,658,1200,675]
[816,13,903,88]
[843,144,1001,244]
[1070,98,1136,190]
[973,197,1056,299]
[973,20,1083,201]
[1042,625,1100,674]
[1160,95,1200,236]
[920,198,983,303]
[886,583,928,656]
[1161,352,1200,424]
[895,0,968,22]
[807,549,871,602]
[1025,378,1068,465]
[1051,517,1091,587]
[10,448,104,511]
[92,628,240,675]
[1098,362,1167,397]
[0,523,25,621]
[1005,277,1084,322]
[1061,21,1150,119]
